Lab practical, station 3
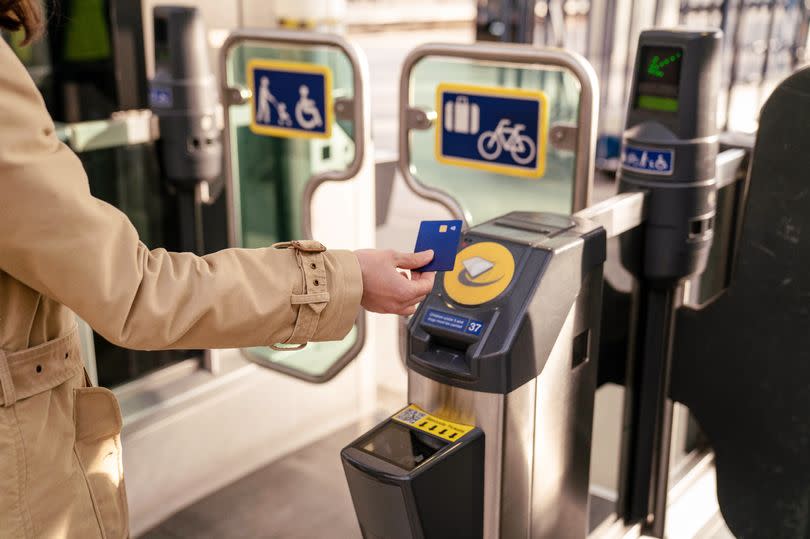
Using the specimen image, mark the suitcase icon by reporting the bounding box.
[444,95,480,135]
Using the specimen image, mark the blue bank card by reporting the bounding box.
[413,220,463,272]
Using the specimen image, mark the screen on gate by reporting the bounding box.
[635,46,683,113]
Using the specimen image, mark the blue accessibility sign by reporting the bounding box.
[248,59,332,139]
[436,83,548,178]
[621,145,675,175]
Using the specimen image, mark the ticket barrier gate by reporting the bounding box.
[342,39,609,539]
[341,28,760,538]
[344,212,608,538]
[668,62,810,539]
[149,6,223,255]
[343,39,608,537]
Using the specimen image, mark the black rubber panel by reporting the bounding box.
[671,67,810,538]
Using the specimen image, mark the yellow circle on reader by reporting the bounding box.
[444,242,516,306]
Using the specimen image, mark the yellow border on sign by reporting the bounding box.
[434,82,549,179]
[247,58,333,140]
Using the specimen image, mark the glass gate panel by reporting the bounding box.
[401,45,598,226]
[225,41,356,247]
[221,32,367,382]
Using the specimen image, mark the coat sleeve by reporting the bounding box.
[0,39,362,351]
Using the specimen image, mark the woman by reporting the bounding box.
[0,2,435,537]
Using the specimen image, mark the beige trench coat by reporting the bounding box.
[0,38,363,538]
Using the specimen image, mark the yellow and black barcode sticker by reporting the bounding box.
[392,404,475,443]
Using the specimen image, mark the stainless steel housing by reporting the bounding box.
[408,220,604,539]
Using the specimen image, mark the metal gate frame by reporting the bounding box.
[397,42,600,220]
[219,29,371,382]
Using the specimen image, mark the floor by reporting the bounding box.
[142,417,618,539]
[141,422,369,539]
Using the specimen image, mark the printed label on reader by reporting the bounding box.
[392,405,475,443]
[423,309,485,336]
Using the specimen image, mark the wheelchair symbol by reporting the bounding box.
[653,153,669,171]
[295,85,323,130]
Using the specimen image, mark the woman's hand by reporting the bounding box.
[354,249,436,316]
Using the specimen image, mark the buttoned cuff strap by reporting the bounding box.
[271,240,330,350]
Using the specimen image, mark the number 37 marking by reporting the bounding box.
[467,322,483,334]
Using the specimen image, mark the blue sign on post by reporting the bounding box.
[248,59,332,139]
[435,83,548,178]
[621,145,675,175]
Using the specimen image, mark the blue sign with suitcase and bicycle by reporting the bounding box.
[248,59,333,139]
[435,83,549,178]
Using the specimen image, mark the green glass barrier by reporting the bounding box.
[225,42,356,246]
[221,32,366,382]
[401,45,598,225]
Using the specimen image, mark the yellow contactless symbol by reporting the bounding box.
[392,405,475,443]
[444,242,515,306]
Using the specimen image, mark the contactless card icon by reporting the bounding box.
[458,256,501,287]
[444,242,516,306]
[414,220,463,272]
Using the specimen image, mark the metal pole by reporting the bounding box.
[619,282,680,537]
[176,190,200,254]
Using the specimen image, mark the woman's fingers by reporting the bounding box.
[393,250,434,270]
[398,271,435,302]
[395,305,418,317]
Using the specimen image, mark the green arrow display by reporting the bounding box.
[647,51,682,78]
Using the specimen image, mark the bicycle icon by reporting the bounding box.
[476,118,537,165]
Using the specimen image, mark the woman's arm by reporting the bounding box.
[0,39,377,351]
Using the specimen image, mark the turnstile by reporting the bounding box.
[344,211,607,538]
[341,27,766,539]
